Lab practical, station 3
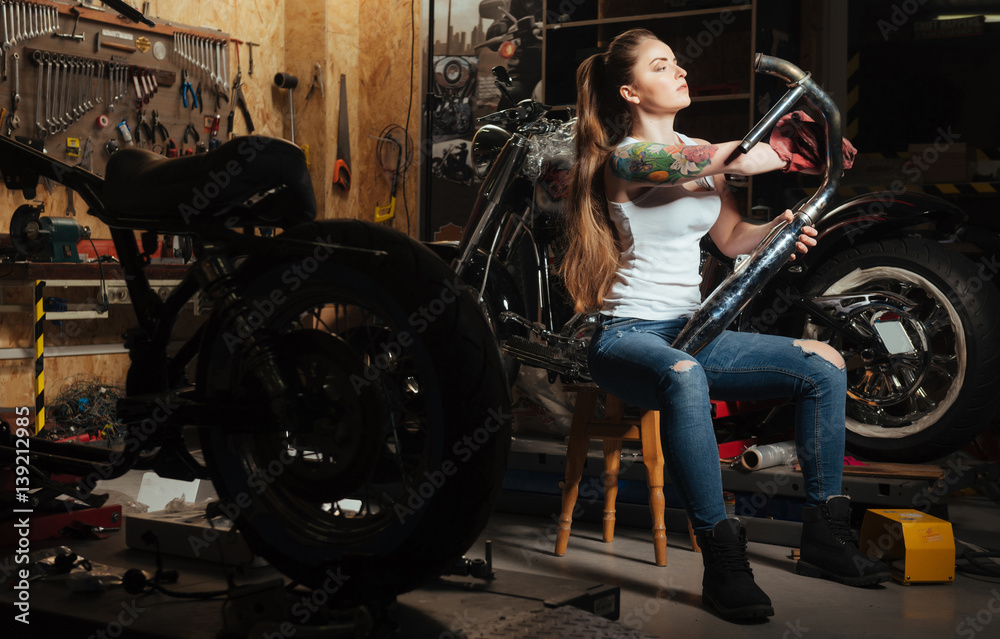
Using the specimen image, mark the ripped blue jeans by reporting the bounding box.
[588,315,847,531]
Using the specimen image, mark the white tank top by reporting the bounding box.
[600,134,722,321]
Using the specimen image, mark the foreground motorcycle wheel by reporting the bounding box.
[199,220,511,601]
[800,237,1000,462]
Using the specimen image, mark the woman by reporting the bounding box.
[560,28,889,621]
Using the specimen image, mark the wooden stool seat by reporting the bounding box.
[554,384,700,567]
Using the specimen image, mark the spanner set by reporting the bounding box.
[2,1,234,177]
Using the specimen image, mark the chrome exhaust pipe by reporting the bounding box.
[671,55,844,355]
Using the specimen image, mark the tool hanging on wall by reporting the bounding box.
[180,69,198,109]
[54,6,85,41]
[1,2,59,51]
[332,74,351,192]
[305,63,323,101]
[246,42,257,77]
[227,69,254,137]
[373,133,402,223]
[8,51,20,135]
[273,71,298,144]
[173,31,228,94]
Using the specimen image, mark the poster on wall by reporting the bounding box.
[427,0,543,241]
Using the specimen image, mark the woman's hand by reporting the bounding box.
[772,210,817,260]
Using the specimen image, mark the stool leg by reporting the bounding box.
[602,439,623,543]
[555,390,597,557]
[640,409,667,567]
[688,517,701,553]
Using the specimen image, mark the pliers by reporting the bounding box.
[183,123,200,145]
[227,70,255,136]
[152,110,170,142]
[180,70,199,109]
[135,110,153,147]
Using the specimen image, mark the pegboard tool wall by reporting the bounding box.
[4,1,234,181]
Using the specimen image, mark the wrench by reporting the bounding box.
[65,58,76,121]
[46,54,59,134]
[218,40,226,90]
[221,39,229,86]
[43,52,54,133]
[2,2,9,51]
[22,1,31,41]
[9,50,19,131]
[107,62,116,111]
[8,1,15,47]
[58,55,70,130]
[66,58,77,121]
[86,61,94,109]
[32,49,44,138]
[216,39,224,88]
[74,59,85,117]
[4,2,14,49]
[16,1,24,44]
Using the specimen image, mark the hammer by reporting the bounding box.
[246,42,258,77]
[96,32,136,54]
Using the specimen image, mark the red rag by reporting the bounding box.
[769,110,857,174]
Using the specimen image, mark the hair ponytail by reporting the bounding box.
[559,28,656,313]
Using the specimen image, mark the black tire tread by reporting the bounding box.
[200,220,511,600]
[808,237,1000,461]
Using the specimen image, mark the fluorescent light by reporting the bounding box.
[937,14,1000,22]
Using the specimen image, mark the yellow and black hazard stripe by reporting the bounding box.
[975,148,1000,163]
[923,182,1000,197]
[34,280,45,434]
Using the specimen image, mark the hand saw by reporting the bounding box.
[333,74,351,191]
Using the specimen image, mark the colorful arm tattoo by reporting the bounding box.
[610,142,719,185]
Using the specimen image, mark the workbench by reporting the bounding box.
[499,436,987,547]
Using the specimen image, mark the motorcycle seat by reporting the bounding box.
[101,136,317,231]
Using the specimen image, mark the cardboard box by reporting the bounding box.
[125,508,254,566]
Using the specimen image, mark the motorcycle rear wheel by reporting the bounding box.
[199,221,511,601]
[800,237,1000,462]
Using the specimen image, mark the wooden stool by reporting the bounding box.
[554,385,700,567]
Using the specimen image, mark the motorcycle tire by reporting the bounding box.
[198,220,511,601]
[798,237,1000,462]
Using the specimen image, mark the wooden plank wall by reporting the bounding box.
[0,0,423,417]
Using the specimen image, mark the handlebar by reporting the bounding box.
[733,54,844,226]
[670,54,845,356]
[477,99,550,128]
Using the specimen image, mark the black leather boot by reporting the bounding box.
[796,495,891,586]
[696,518,774,620]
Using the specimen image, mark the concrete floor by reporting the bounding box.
[423,498,1000,638]
[5,458,999,638]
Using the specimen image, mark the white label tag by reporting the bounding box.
[101,29,135,41]
[873,320,915,355]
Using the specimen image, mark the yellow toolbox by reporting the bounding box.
[859,509,955,585]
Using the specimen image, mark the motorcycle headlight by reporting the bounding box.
[435,56,472,88]
[472,125,511,178]
[499,41,517,59]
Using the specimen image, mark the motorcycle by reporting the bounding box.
[0,132,511,602]
[477,0,544,105]
[431,55,477,137]
[437,64,1000,464]
[431,141,476,186]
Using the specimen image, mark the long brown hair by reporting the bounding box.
[559,28,658,313]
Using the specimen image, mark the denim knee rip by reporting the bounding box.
[793,339,846,371]
[671,360,698,373]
